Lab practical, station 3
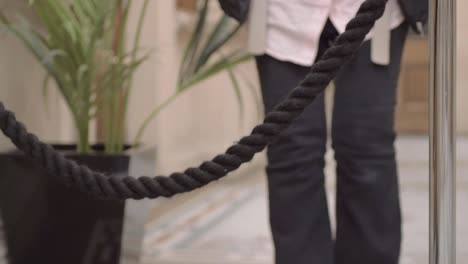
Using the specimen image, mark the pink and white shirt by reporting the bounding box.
[247,0,405,66]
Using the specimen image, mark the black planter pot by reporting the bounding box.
[0,145,152,264]
[0,215,6,262]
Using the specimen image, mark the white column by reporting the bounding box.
[429,0,457,263]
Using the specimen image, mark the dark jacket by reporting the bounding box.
[398,0,429,34]
[217,0,250,24]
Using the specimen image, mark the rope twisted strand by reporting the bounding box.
[0,0,388,200]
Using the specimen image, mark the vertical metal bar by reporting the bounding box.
[429,0,457,263]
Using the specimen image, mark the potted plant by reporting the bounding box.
[0,0,253,263]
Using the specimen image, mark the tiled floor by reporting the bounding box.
[140,136,468,264]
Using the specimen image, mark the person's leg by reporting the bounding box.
[332,23,408,264]
[256,54,333,264]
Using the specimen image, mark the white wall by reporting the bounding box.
[125,1,265,175]
[2,0,468,171]
[0,0,75,151]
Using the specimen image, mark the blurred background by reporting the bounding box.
[0,0,467,264]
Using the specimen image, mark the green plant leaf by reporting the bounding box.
[42,74,51,98]
[226,66,245,124]
[178,0,209,88]
[180,51,252,90]
[1,0,140,153]
[194,15,240,72]
[240,71,263,120]
[0,11,8,24]
[41,74,51,114]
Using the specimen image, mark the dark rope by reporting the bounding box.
[0,0,388,200]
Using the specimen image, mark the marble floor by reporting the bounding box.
[140,136,468,264]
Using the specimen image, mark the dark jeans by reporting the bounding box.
[255,20,408,264]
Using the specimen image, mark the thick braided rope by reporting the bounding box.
[0,0,387,200]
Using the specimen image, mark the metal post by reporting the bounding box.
[429,0,457,263]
